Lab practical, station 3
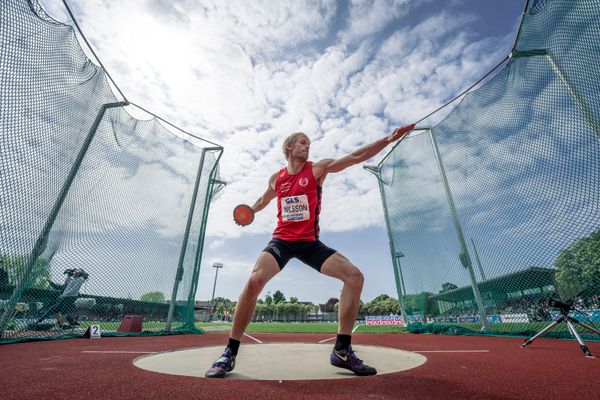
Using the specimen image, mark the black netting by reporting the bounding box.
[372,0,600,339]
[0,0,223,343]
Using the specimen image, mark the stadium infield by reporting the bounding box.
[0,332,598,399]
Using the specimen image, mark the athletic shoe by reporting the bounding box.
[205,348,236,378]
[330,345,377,376]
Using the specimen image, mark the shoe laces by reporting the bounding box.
[344,346,364,365]
[212,349,234,368]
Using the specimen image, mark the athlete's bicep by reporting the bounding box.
[262,184,277,203]
[252,174,277,212]
[319,155,359,174]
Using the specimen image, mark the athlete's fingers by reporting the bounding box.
[390,123,416,141]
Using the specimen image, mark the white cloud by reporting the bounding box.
[341,0,415,44]
[35,0,518,242]
[25,0,525,302]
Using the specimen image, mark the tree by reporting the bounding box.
[265,293,273,305]
[273,290,286,304]
[254,303,267,320]
[212,296,231,303]
[323,297,339,312]
[358,300,367,316]
[289,296,298,303]
[439,282,458,293]
[372,294,391,303]
[1,255,51,289]
[555,228,600,295]
[287,302,300,320]
[140,291,166,303]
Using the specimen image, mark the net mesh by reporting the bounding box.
[0,0,223,343]
[372,0,600,338]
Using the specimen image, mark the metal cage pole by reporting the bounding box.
[165,147,209,330]
[185,148,225,327]
[510,49,600,138]
[364,165,409,326]
[429,129,489,331]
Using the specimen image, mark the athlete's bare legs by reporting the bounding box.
[320,252,376,375]
[320,252,364,334]
[205,251,280,378]
[230,251,280,340]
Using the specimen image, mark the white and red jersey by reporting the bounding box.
[273,161,322,241]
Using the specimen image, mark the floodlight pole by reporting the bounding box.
[429,129,489,331]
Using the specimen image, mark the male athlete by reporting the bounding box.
[205,123,415,378]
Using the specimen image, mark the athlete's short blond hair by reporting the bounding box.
[282,132,310,160]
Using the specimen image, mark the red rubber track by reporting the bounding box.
[0,333,598,400]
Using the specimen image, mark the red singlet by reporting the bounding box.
[273,161,322,242]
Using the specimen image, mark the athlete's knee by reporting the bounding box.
[244,273,267,297]
[346,267,364,289]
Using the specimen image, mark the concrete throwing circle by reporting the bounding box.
[134,343,427,380]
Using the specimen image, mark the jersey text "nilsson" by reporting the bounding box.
[283,204,309,213]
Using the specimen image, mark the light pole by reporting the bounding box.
[211,263,223,314]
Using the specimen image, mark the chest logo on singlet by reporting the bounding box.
[280,182,292,193]
[281,195,310,222]
[299,177,309,187]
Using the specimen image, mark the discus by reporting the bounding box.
[233,204,254,226]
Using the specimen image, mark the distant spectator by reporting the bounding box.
[33,268,88,328]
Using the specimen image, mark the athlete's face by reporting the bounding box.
[290,136,310,160]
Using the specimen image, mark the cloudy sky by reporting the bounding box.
[39,0,525,304]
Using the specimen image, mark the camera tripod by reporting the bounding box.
[521,298,600,358]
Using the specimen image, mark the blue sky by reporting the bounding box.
[40,0,526,304]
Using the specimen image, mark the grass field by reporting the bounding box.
[72,321,406,334]
[197,322,408,334]
[71,320,597,340]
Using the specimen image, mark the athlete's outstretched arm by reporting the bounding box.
[249,172,278,213]
[314,123,415,177]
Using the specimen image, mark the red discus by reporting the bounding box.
[233,204,254,226]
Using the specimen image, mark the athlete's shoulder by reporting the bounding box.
[312,159,334,180]
[268,171,279,190]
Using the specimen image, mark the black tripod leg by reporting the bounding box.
[570,317,600,335]
[566,318,595,358]
[521,318,563,348]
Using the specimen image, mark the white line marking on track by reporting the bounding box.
[82,351,157,354]
[416,350,489,353]
[318,324,359,343]
[318,337,336,343]
[244,333,263,343]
